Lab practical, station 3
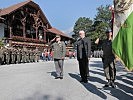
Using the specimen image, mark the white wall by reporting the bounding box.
[0,23,4,38]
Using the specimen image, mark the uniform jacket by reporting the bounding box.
[50,41,66,59]
[99,39,115,63]
[76,37,91,60]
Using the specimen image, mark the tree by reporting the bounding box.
[72,17,93,40]
[0,38,4,47]
[90,5,112,51]
[72,5,112,51]
[92,5,112,40]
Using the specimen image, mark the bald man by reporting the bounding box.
[76,30,91,83]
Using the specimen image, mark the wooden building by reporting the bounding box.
[0,0,73,51]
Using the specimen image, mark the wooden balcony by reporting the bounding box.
[11,36,46,44]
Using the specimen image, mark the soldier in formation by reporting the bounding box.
[0,46,41,65]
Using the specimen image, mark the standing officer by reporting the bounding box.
[95,30,116,88]
[0,46,3,65]
[76,30,91,83]
[49,35,66,79]
[21,47,26,63]
[5,48,10,64]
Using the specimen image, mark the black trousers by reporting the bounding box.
[78,58,89,81]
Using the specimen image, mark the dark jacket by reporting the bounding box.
[99,39,115,63]
[76,37,91,60]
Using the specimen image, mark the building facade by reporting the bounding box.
[0,0,73,51]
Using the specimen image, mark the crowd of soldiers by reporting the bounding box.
[92,49,103,58]
[0,46,41,65]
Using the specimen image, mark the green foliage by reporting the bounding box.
[0,38,4,47]
[93,5,112,40]
[73,17,93,40]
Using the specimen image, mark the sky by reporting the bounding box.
[0,0,113,35]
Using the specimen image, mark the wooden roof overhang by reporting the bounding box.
[47,28,73,40]
[0,0,52,28]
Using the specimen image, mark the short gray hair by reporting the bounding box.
[79,30,85,34]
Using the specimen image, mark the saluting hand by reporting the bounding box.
[51,37,56,42]
[62,57,65,60]
[95,38,100,44]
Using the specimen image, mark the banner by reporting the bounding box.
[113,0,133,71]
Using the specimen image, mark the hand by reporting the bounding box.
[62,57,65,59]
[95,38,100,44]
[51,37,56,42]
[114,57,119,62]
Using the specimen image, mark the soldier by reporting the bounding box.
[5,48,10,64]
[25,49,29,63]
[95,30,116,88]
[16,49,21,63]
[19,49,22,63]
[29,50,32,62]
[11,48,15,64]
[49,34,66,79]
[21,48,26,63]
[0,46,3,65]
[14,49,18,64]
[31,49,34,62]
[35,48,40,62]
[32,50,35,62]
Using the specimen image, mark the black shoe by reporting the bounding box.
[110,82,116,88]
[104,81,111,87]
[60,77,63,79]
[104,84,110,87]
[80,80,84,82]
[80,80,88,83]
[55,77,60,79]
[83,80,88,83]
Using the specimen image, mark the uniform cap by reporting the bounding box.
[106,29,112,33]
[55,34,61,38]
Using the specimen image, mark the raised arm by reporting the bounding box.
[95,38,100,44]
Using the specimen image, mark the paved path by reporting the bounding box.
[0,58,132,100]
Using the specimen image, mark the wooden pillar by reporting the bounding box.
[43,27,46,42]
[9,26,12,38]
[36,27,38,39]
[21,17,26,38]
[23,24,26,38]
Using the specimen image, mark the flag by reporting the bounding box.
[113,0,133,71]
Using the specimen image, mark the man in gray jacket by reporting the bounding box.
[50,35,66,79]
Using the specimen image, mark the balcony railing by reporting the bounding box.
[11,36,46,44]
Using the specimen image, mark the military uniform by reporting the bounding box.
[0,47,4,65]
[11,49,15,64]
[50,40,66,79]
[21,49,26,63]
[35,50,40,62]
[5,48,10,64]
[25,50,29,63]
[99,39,116,81]
[16,49,21,63]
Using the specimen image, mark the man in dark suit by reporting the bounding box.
[76,30,91,83]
